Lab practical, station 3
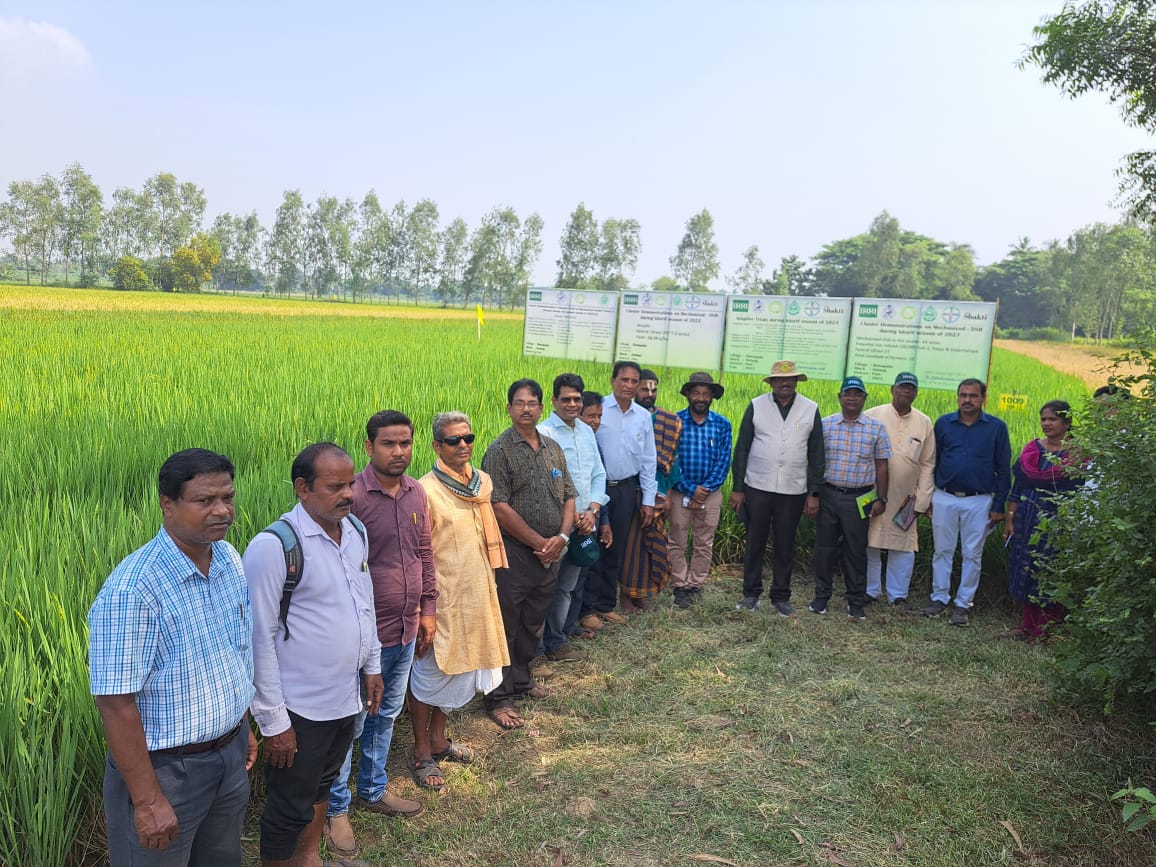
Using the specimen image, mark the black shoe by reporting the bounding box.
[848,605,867,622]
[673,589,692,610]
[864,595,879,605]
[807,599,828,615]
[736,596,760,612]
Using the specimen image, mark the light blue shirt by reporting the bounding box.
[244,503,382,736]
[596,396,658,506]
[88,528,254,751]
[538,412,610,513]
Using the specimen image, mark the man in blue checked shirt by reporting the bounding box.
[88,448,258,864]
[668,372,732,608]
[811,377,891,622]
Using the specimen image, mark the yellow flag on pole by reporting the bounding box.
[476,305,485,326]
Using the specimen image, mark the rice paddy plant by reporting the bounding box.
[0,285,1089,864]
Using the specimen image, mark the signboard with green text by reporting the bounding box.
[722,295,851,379]
[522,288,619,363]
[845,299,996,390]
[614,291,726,370]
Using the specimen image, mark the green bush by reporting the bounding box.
[109,255,153,291]
[1041,343,1156,718]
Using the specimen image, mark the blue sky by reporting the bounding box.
[1,1,1149,286]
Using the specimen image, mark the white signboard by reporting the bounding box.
[722,295,851,380]
[845,299,996,390]
[614,291,726,370]
[522,288,619,363]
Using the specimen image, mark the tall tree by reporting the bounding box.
[436,217,469,306]
[266,190,305,296]
[58,164,103,286]
[596,218,641,292]
[726,244,765,294]
[141,173,205,257]
[556,203,600,288]
[1023,1,1156,220]
[670,209,719,291]
[406,199,440,303]
[103,187,152,261]
[210,211,264,293]
[0,174,62,284]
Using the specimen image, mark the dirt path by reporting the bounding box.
[995,339,1142,389]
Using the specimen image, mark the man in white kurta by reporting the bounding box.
[863,372,936,606]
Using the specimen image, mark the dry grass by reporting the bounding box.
[994,339,1142,390]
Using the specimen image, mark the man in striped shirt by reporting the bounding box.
[811,377,891,622]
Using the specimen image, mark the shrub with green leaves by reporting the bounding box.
[1040,342,1156,718]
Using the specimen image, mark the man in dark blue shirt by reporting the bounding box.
[924,378,1012,626]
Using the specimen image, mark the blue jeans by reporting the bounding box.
[327,639,415,815]
[543,561,582,653]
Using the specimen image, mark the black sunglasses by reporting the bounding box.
[437,434,476,446]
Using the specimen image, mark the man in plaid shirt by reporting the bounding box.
[811,377,891,622]
[669,372,732,608]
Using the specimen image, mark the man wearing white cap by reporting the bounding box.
[864,372,936,608]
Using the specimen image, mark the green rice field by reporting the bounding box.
[0,284,1096,865]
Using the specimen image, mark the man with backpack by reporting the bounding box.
[244,443,383,867]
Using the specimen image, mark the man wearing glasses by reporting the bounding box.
[537,373,609,661]
[482,379,577,729]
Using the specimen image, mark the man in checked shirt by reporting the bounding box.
[810,376,891,622]
[668,372,732,609]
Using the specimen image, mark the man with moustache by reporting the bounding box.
[584,361,657,624]
[619,368,681,612]
[537,373,608,661]
[811,376,891,622]
[924,378,1012,627]
[244,443,383,867]
[669,372,732,608]
[863,373,936,609]
[324,412,430,856]
[482,379,577,729]
[729,360,825,617]
[88,448,258,865]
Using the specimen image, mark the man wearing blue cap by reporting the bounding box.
[863,372,936,608]
[811,376,891,621]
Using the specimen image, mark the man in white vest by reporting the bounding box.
[863,372,936,608]
[728,360,825,616]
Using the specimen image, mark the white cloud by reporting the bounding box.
[0,17,91,73]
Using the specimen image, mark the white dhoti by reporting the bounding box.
[409,651,502,714]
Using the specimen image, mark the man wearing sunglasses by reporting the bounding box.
[537,373,609,662]
[482,379,577,730]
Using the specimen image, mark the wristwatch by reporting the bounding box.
[558,532,570,543]
[878,497,888,504]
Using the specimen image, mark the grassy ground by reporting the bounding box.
[239,570,1156,867]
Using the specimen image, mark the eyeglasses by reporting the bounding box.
[557,396,582,404]
[436,434,476,446]
[512,401,541,410]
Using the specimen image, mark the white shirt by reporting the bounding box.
[596,396,658,506]
[244,503,382,736]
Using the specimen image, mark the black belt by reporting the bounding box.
[939,487,987,498]
[824,482,874,495]
[155,721,244,756]
[606,474,639,488]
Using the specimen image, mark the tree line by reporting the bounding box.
[2,164,1154,337]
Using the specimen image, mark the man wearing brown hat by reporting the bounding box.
[669,373,732,608]
[729,361,825,616]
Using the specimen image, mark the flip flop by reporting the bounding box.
[525,684,555,700]
[432,738,476,764]
[409,757,446,792]
[488,707,525,729]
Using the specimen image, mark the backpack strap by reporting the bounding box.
[346,513,367,548]
[260,519,303,641]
